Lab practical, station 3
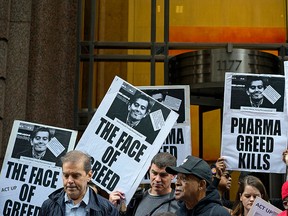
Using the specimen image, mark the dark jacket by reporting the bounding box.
[40,187,119,216]
[175,187,230,216]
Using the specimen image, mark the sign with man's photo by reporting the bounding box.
[139,85,191,183]
[0,120,77,215]
[229,74,285,112]
[76,76,179,204]
[221,72,288,174]
[105,82,172,145]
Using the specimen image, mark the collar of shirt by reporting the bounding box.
[250,98,263,107]
[64,188,90,215]
[32,148,46,159]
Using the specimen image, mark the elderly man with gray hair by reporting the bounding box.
[41,150,119,216]
[166,155,230,216]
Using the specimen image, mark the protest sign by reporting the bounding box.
[247,196,281,216]
[75,76,179,204]
[221,73,287,173]
[139,85,191,183]
[0,120,77,215]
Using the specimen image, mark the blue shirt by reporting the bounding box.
[64,188,90,216]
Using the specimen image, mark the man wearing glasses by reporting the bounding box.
[166,155,231,216]
[211,157,233,213]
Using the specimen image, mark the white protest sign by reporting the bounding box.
[75,77,179,204]
[139,85,191,183]
[0,120,77,215]
[221,73,287,173]
[247,196,282,216]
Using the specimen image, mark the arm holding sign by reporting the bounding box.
[215,157,226,179]
[109,152,178,216]
[211,157,233,213]
[109,190,127,214]
[211,157,226,192]
[109,190,125,206]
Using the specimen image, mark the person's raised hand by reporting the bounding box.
[282,149,288,165]
[109,191,125,207]
[215,157,226,178]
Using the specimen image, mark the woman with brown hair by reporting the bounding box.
[231,175,269,216]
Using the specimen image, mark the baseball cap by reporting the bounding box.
[166,155,212,185]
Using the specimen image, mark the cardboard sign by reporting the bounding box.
[0,120,77,215]
[76,76,179,204]
[221,73,287,173]
[139,85,191,183]
[247,196,282,216]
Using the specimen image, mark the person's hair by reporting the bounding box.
[151,152,176,168]
[238,171,250,184]
[231,175,269,216]
[150,90,168,97]
[129,92,153,113]
[245,76,268,91]
[30,127,52,141]
[61,150,92,174]
[148,89,169,103]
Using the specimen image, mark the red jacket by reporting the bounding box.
[278,210,288,216]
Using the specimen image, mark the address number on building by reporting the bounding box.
[216,60,242,71]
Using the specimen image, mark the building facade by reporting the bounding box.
[0,1,78,164]
[1,0,287,199]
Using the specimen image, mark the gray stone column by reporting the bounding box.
[1,0,77,166]
[1,0,32,164]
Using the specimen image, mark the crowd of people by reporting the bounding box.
[37,148,288,216]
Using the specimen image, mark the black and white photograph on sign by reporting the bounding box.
[0,120,77,214]
[137,85,191,184]
[11,122,72,167]
[141,88,186,123]
[230,75,285,112]
[75,76,179,204]
[106,82,171,144]
[221,72,287,174]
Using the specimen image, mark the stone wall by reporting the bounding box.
[0,0,78,166]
